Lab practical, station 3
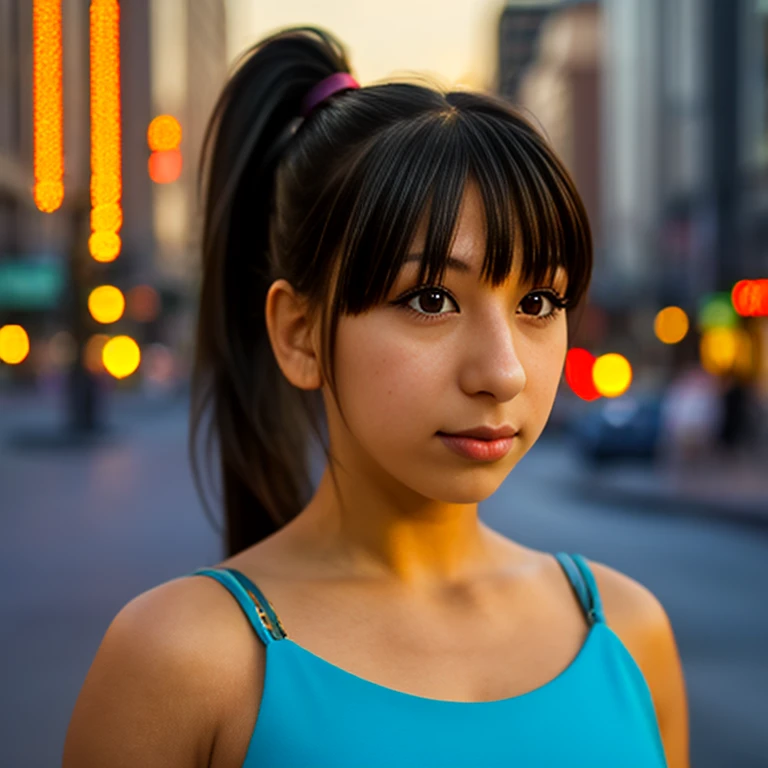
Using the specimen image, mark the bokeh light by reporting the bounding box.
[34,181,64,214]
[148,149,182,184]
[84,334,108,374]
[91,202,123,232]
[88,231,122,263]
[654,306,689,345]
[33,0,64,213]
[126,284,160,322]
[88,285,125,324]
[699,327,753,376]
[102,335,140,379]
[89,0,122,261]
[592,353,633,398]
[732,279,768,317]
[0,325,31,365]
[699,292,738,331]
[564,347,601,401]
[147,115,182,152]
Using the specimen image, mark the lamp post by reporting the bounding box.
[65,193,105,437]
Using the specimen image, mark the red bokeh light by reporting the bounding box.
[148,149,182,184]
[732,279,768,317]
[565,347,601,401]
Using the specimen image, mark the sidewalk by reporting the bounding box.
[534,430,768,528]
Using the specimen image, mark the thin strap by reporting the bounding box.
[191,568,286,645]
[224,568,288,640]
[554,552,606,626]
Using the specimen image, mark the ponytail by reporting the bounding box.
[190,28,350,557]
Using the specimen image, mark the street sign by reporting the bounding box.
[0,257,66,310]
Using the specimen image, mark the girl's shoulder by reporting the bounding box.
[64,574,263,768]
[585,558,674,660]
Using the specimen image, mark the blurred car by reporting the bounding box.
[567,392,663,463]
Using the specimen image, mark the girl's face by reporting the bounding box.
[322,182,569,505]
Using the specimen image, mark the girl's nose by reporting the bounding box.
[457,315,526,402]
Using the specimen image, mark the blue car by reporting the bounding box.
[567,393,663,463]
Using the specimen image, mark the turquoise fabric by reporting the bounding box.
[191,553,668,767]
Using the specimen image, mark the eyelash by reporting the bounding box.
[392,285,569,324]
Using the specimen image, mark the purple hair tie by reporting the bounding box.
[300,72,360,117]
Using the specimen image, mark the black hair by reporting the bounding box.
[190,26,593,558]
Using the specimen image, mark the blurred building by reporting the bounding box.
[147,0,228,368]
[498,0,768,419]
[0,0,85,280]
[502,1,601,247]
[0,0,158,282]
[0,0,228,386]
[149,0,228,289]
[0,0,152,382]
[498,3,558,100]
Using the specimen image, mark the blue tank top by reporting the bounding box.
[191,552,668,767]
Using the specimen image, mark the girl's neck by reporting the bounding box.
[275,467,524,592]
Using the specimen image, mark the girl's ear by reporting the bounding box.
[265,279,323,390]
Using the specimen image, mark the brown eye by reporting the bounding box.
[518,291,568,323]
[405,288,457,316]
[520,294,546,317]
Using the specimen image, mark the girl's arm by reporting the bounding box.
[62,579,235,768]
[590,561,691,768]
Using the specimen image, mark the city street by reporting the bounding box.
[2,395,767,767]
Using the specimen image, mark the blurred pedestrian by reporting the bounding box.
[64,26,688,768]
[657,363,723,470]
[716,373,755,460]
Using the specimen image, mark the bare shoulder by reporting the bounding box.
[587,559,690,768]
[587,560,669,634]
[63,574,263,768]
[586,558,677,676]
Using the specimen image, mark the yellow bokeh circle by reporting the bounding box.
[34,181,64,213]
[147,115,182,152]
[102,335,141,379]
[91,202,123,232]
[700,327,740,375]
[592,353,633,398]
[654,306,689,345]
[89,231,121,262]
[0,324,30,365]
[88,285,125,324]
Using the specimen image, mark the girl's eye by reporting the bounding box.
[518,291,568,323]
[394,286,568,324]
[398,287,458,319]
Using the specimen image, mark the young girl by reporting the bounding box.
[63,26,689,768]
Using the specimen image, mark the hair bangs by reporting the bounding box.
[459,110,592,307]
[329,114,469,315]
[326,109,590,324]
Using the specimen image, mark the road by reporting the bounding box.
[1,395,766,767]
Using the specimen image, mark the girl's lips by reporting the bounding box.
[437,432,517,462]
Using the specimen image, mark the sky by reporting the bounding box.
[225,0,510,90]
